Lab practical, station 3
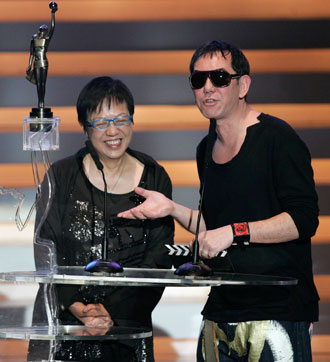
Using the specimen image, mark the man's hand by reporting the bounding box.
[69,302,114,328]
[191,225,233,259]
[117,187,173,219]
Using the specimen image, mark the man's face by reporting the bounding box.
[192,52,243,121]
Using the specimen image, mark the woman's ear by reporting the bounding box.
[238,75,251,99]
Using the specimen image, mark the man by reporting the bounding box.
[118,40,319,361]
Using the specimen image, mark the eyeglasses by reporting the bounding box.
[189,69,241,89]
[88,115,132,129]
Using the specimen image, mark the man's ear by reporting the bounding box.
[238,75,251,99]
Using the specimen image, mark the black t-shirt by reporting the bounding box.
[197,113,319,322]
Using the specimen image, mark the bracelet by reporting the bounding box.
[231,222,250,246]
[187,209,193,231]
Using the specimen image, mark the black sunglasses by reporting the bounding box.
[190,69,241,89]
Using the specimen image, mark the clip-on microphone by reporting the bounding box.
[84,140,123,273]
[174,118,216,276]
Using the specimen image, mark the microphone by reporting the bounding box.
[174,118,216,276]
[84,140,123,273]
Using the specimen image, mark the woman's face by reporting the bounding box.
[88,100,133,163]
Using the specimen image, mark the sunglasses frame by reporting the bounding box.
[189,69,241,89]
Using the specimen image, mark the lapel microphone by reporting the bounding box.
[84,139,123,273]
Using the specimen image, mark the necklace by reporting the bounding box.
[107,154,126,193]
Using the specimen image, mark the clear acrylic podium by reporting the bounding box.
[0,266,297,339]
[0,261,298,362]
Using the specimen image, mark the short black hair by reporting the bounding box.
[189,40,250,76]
[76,76,134,132]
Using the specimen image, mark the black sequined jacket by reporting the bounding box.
[33,147,174,329]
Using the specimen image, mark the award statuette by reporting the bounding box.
[23,1,60,151]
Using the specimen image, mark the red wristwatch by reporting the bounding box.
[231,222,250,246]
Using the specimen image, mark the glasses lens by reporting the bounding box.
[92,119,109,129]
[114,115,131,126]
[190,72,208,89]
[210,70,232,87]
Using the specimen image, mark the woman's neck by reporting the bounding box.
[83,152,144,194]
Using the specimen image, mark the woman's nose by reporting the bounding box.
[105,122,118,135]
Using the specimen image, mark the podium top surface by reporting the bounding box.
[0,325,152,341]
[0,266,298,287]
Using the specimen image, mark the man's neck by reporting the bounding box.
[212,104,260,164]
[215,104,259,145]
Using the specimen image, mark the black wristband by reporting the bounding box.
[231,222,250,246]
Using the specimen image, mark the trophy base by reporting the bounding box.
[30,107,53,119]
[174,261,213,277]
[85,259,124,273]
[23,114,60,151]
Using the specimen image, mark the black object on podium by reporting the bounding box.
[167,244,234,273]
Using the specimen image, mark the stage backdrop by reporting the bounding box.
[0,0,329,356]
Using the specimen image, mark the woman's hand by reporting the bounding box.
[117,186,173,219]
[69,302,114,328]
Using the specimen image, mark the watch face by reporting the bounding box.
[233,222,249,236]
[232,222,250,246]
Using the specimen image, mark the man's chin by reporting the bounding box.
[201,110,218,121]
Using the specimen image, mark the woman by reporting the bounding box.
[29,76,174,361]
